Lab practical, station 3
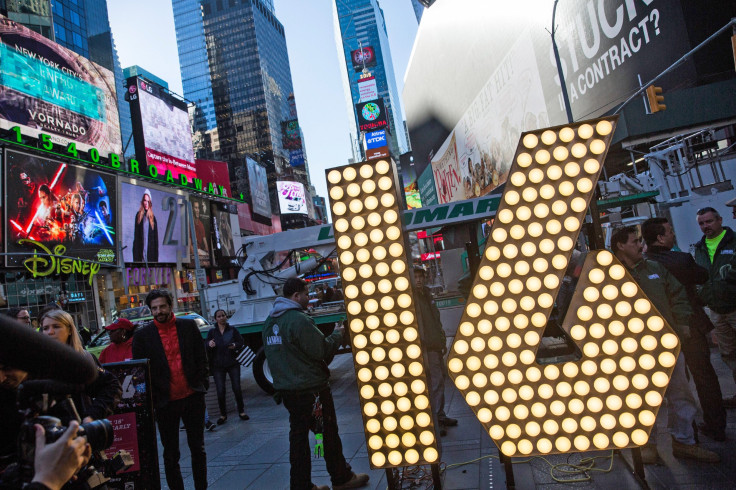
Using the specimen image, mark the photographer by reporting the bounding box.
[26,421,92,490]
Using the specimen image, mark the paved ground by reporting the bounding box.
[158,348,736,489]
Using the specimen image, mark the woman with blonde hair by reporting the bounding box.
[40,308,121,422]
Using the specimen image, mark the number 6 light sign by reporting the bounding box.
[448,116,681,457]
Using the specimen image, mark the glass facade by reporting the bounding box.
[333,0,410,161]
[174,0,312,219]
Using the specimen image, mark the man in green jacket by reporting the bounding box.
[263,278,369,490]
[694,206,736,407]
[612,226,719,464]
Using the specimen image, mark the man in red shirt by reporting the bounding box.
[98,319,135,364]
[132,290,209,490]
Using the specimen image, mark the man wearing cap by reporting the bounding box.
[98,319,136,364]
[695,205,736,407]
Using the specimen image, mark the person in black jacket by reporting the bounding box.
[206,310,248,424]
[642,217,726,441]
[132,290,209,490]
[414,267,457,434]
[132,189,158,262]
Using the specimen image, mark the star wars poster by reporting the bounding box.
[5,149,117,266]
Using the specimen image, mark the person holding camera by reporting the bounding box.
[132,290,209,490]
[40,310,121,424]
[206,310,248,424]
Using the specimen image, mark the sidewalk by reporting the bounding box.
[160,348,736,489]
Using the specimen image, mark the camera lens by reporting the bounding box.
[79,419,114,452]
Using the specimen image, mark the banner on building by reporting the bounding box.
[246,157,272,222]
[211,202,235,266]
[189,196,212,267]
[120,182,189,265]
[281,119,302,150]
[5,149,117,269]
[356,99,388,132]
[0,17,122,156]
[358,76,378,102]
[276,181,308,215]
[196,159,231,197]
[351,46,377,72]
[289,149,305,167]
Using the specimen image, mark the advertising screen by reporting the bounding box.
[196,159,231,197]
[276,181,308,215]
[0,17,122,156]
[211,203,235,266]
[120,183,189,264]
[281,119,302,150]
[128,77,196,181]
[356,99,388,132]
[351,46,377,72]
[358,76,378,102]
[190,196,212,267]
[5,150,117,266]
[364,130,387,150]
[246,157,272,221]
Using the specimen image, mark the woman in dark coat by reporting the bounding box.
[206,310,248,423]
[132,189,158,262]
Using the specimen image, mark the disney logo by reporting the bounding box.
[19,239,101,285]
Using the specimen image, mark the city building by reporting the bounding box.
[333,0,410,161]
[410,0,424,23]
[173,0,318,231]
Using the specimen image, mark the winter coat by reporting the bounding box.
[262,297,343,394]
[206,324,245,370]
[414,285,446,352]
[694,227,736,314]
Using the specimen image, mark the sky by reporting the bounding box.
[108,0,419,205]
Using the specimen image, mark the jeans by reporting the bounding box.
[680,327,726,432]
[707,308,736,383]
[281,387,352,490]
[665,353,699,445]
[426,350,447,419]
[156,393,207,490]
[212,364,245,416]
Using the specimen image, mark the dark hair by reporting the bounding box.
[3,308,24,319]
[145,289,173,308]
[38,184,51,196]
[697,207,721,218]
[610,226,639,252]
[641,217,668,246]
[213,309,227,319]
[283,278,307,298]
[39,302,63,320]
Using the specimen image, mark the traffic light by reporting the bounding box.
[645,85,666,113]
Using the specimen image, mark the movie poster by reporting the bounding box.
[120,183,189,264]
[5,150,117,266]
[0,17,122,156]
[190,196,212,267]
[211,203,235,267]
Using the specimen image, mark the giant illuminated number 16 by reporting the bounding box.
[448,116,681,457]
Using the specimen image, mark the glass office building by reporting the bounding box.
[174,0,311,216]
[333,0,409,161]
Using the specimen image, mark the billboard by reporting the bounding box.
[289,149,305,167]
[276,181,308,215]
[358,76,378,102]
[0,17,122,156]
[246,157,272,221]
[189,197,212,267]
[5,149,117,267]
[356,99,388,132]
[127,77,196,181]
[351,46,377,72]
[120,183,189,264]
[196,159,231,198]
[211,203,235,266]
[281,119,302,150]
[365,130,387,150]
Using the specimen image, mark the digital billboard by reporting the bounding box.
[5,149,117,267]
[120,183,189,264]
[126,77,196,181]
[358,76,378,102]
[281,119,302,150]
[246,157,272,221]
[196,159,231,197]
[364,130,387,150]
[351,46,376,72]
[0,17,122,156]
[190,196,212,267]
[276,181,308,215]
[356,99,388,132]
[211,203,235,266]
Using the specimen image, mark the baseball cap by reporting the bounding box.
[105,318,135,331]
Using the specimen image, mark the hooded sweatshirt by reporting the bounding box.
[262,297,343,394]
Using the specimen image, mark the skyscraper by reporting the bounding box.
[173,0,313,227]
[410,0,424,23]
[333,0,409,161]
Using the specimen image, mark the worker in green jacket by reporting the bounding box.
[612,226,719,464]
[694,205,736,407]
[262,278,369,490]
